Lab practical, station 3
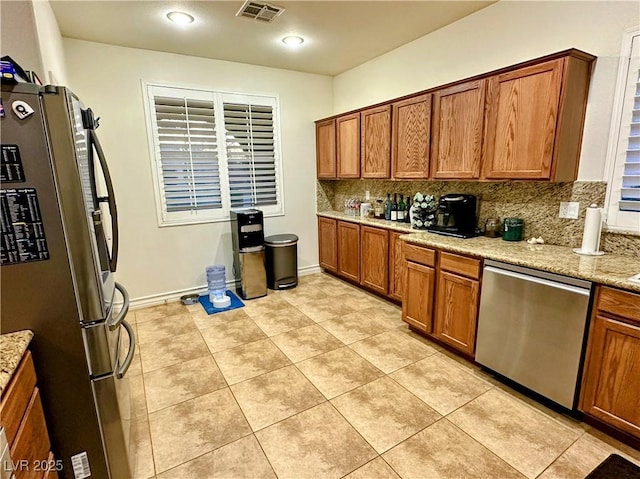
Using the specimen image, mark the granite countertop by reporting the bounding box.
[317,211,640,293]
[0,330,33,393]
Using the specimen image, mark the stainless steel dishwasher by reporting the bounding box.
[476,260,592,409]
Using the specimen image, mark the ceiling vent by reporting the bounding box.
[236,1,285,23]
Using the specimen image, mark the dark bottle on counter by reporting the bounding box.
[384,193,392,220]
[397,196,405,221]
[391,194,398,221]
[405,196,411,223]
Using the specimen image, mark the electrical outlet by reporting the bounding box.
[559,201,580,219]
[365,190,370,201]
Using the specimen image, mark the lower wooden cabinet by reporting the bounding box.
[318,217,338,272]
[360,226,389,294]
[388,232,405,301]
[0,351,55,479]
[580,287,640,440]
[401,244,481,355]
[337,221,361,282]
[402,261,436,333]
[433,270,480,355]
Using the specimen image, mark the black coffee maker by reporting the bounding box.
[427,194,480,238]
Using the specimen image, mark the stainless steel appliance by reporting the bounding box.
[476,260,592,409]
[1,83,133,479]
[230,209,267,299]
[427,194,480,238]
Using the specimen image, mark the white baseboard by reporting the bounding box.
[129,264,321,309]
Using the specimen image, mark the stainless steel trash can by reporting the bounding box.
[265,234,298,290]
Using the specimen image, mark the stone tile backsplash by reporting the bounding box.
[317,179,639,256]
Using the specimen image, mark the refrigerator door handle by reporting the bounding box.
[90,129,119,272]
[116,319,136,379]
[108,282,130,331]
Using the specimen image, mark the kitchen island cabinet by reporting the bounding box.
[580,286,640,442]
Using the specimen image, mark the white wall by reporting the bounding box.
[32,0,68,85]
[64,39,333,302]
[333,1,640,181]
[0,1,44,77]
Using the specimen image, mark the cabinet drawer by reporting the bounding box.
[0,351,36,446]
[10,388,50,479]
[598,287,640,324]
[439,252,481,279]
[404,244,436,267]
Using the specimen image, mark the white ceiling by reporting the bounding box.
[50,1,495,76]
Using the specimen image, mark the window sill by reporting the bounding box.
[158,210,285,227]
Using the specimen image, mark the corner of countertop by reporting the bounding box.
[0,330,34,393]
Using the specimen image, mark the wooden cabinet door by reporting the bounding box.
[431,80,485,179]
[316,119,336,179]
[337,113,360,178]
[361,105,391,178]
[434,271,479,355]
[360,226,389,294]
[392,94,431,179]
[11,388,51,479]
[402,261,435,333]
[580,315,640,438]
[482,59,563,179]
[388,232,405,301]
[318,217,337,272]
[337,221,360,282]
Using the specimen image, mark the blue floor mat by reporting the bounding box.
[198,290,245,315]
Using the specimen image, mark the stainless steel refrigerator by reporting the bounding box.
[1,83,134,479]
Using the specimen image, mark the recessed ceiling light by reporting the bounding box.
[282,36,304,46]
[167,11,195,25]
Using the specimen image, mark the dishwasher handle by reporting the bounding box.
[484,266,591,296]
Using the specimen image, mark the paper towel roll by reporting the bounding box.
[580,204,602,253]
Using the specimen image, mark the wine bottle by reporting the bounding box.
[391,194,398,221]
[384,193,392,220]
[405,196,411,223]
[397,196,405,221]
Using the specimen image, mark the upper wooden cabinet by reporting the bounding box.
[482,54,592,181]
[336,113,361,178]
[360,226,389,294]
[316,49,594,183]
[392,94,431,179]
[431,80,485,179]
[337,220,361,282]
[580,287,640,441]
[361,105,391,178]
[316,119,336,179]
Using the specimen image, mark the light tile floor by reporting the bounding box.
[127,273,640,479]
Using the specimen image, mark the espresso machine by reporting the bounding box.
[427,194,480,238]
[230,209,267,299]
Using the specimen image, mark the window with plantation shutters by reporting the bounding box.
[605,30,640,232]
[223,100,278,209]
[144,84,283,226]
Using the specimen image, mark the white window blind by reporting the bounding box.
[620,66,640,212]
[145,84,283,226]
[153,95,222,213]
[224,101,278,209]
[605,29,640,231]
